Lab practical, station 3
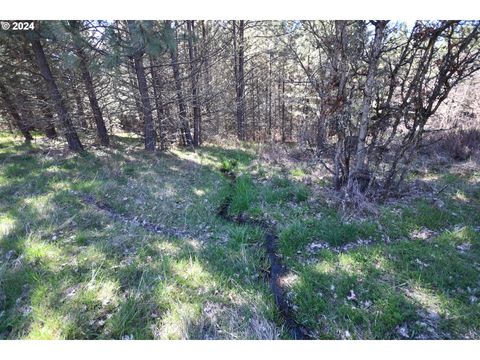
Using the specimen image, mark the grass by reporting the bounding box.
[0,131,479,339]
[271,166,480,339]
[0,133,278,339]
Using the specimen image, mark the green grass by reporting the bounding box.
[0,133,278,339]
[273,169,480,339]
[1,131,479,339]
[279,216,378,254]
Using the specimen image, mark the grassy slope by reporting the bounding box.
[0,133,279,339]
[227,154,480,339]
[1,132,479,339]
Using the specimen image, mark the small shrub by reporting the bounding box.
[430,129,480,161]
[220,158,238,173]
[290,168,306,178]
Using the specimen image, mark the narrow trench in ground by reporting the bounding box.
[218,170,312,340]
[79,193,190,239]
[79,177,313,340]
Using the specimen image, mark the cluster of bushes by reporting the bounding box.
[427,129,480,161]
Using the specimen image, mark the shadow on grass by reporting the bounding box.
[0,135,278,339]
[1,134,479,339]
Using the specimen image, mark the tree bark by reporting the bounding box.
[127,20,157,151]
[133,55,157,151]
[31,37,84,152]
[281,80,286,143]
[234,21,246,141]
[187,20,202,146]
[267,53,273,139]
[78,54,109,145]
[348,20,388,192]
[168,21,193,147]
[149,56,166,150]
[69,21,110,146]
[201,21,212,124]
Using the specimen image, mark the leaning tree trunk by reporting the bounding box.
[127,20,157,151]
[78,59,110,146]
[347,20,388,193]
[31,38,84,152]
[0,82,33,143]
[69,21,110,146]
[20,42,57,139]
[187,20,202,146]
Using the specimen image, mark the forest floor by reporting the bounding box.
[0,131,479,339]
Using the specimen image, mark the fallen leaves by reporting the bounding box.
[346,290,357,301]
[410,227,435,240]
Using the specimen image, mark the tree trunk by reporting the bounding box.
[201,21,212,124]
[149,56,166,150]
[127,20,157,151]
[348,21,388,192]
[31,38,84,152]
[316,104,326,148]
[0,82,33,143]
[234,21,246,141]
[69,21,110,146]
[127,60,144,130]
[267,53,273,139]
[168,21,193,147]
[19,42,57,139]
[78,55,109,145]
[133,55,157,151]
[187,20,202,146]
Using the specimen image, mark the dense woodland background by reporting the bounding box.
[0,20,479,198]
